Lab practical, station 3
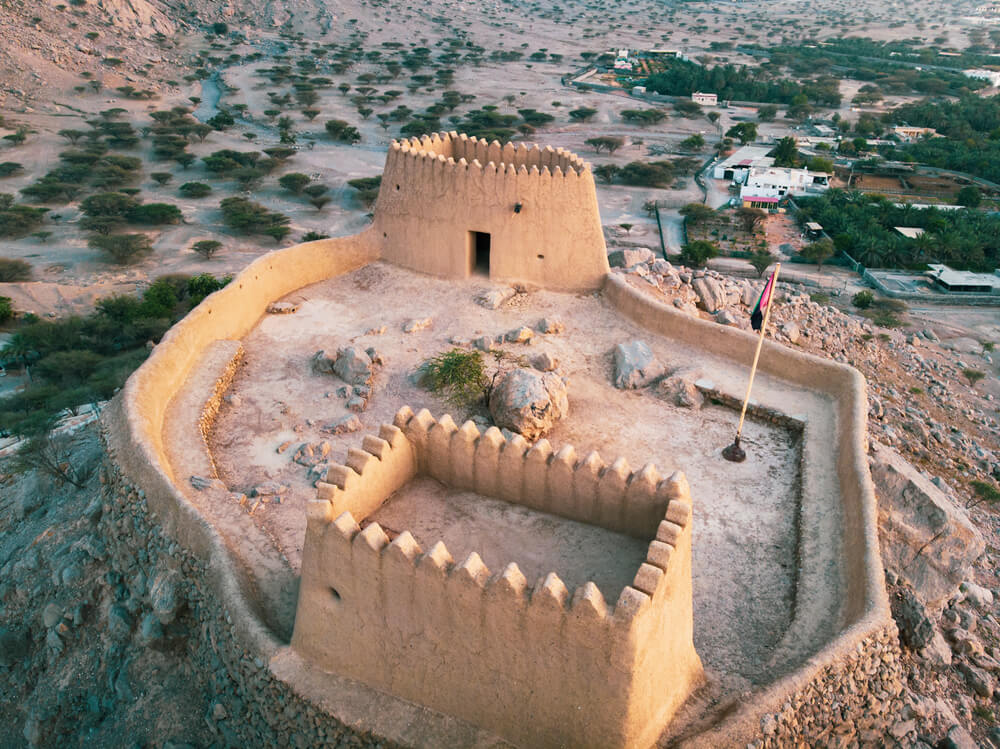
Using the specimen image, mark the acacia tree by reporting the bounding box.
[749,248,777,277]
[736,206,767,234]
[584,136,624,154]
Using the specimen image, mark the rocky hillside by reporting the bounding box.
[2,263,999,746]
[0,0,339,107]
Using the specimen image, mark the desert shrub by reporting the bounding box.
[0,162,23,177]
[420,349,486,408]
[88,233,153,264]
[852,290,874,308]
[187,273,231,304]
[568,107,598,122]
[0,258,33,281]
[191,240,222,259]
[0,296,12,323]
[301,231,330,241]
[151,172,173,185]
[179,182,211,198]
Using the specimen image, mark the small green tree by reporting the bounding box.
[749,249,776,277]
[680,239,719,268]
[593,164,620,184]
[584,136,625,154]
[963,368,985,387]
[179,182,211,198]
[680,134,705,151]
[725,122,757,145]
[192,239,222,259]
[568,107,598,122]
[0,258,32,281]
[278,173,312,194]
[89,233,153,264]
[0,295,12,323]
[151,172,173,186]
[956,186,982,208]
[800,238,835,271]
[680,202,715,225]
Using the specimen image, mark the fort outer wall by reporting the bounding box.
[97,220,899,743]
[371,132,611,291]
[292,408,703,749]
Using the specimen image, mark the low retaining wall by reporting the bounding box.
[863,268,1000,306]
[603,274,897,747]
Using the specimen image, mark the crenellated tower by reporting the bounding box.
[372,132,610,291]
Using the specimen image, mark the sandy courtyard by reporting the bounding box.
[207,262,823,687]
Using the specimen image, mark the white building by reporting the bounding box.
[712,145,774,182]
[739,166,830,208]
[965,68,1000,86]
[926,264,1000,294]
[692,91,718,106]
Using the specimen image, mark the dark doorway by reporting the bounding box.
[472,231,491,275]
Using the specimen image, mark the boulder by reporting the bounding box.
[715,309,739,326]
[536,318,565,334]
[489,368,568,441]
[608,248,655,268]
[890,584,935,650]
[657,368,704,409]
[780,322,800,344]
[333,346,374,385]
[530,352,558,372]
[505,326,535,344]
[310,350,336,375]
[692,276,727,313]
[870,441,984,610]
[613,341,665,389]
[403,317,433,333]
[476,287,516,309]
[149,569,182,625]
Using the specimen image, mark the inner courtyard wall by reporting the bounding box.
[373,132,610,291]
[292,408,704,749]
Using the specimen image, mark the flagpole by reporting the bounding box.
[723,262,781,463]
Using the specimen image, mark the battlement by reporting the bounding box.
[388,130,589,176]
[373,133,610,290]
[293,407,704,749]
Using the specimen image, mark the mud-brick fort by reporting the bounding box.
[99,133,901,748]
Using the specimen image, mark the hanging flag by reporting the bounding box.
[750,270,775,331]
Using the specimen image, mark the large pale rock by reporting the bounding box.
[333,346,374,385]
[870,441,984,610]
[613,341,665,389]
[692,276,727,313]
[608,248,655,268]
[657,368,704,409]
[489,368,568,440]
[149,569,182,626]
